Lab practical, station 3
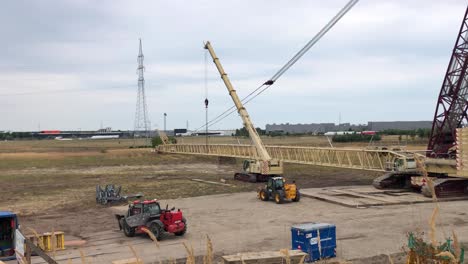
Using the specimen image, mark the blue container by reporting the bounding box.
[0,211,18,261]
[291,223,336,262]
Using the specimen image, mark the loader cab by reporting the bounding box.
[143,202,161,215]
[128,200,161,216]
[267,177,285,191]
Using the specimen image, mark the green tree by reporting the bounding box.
[332,134,381,143]
[256,127,266,135]
[234,127,249,137]
[152,137,163,147]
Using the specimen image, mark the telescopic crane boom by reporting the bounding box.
[204,41,283,182]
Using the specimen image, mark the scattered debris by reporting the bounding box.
[191,179,231,186]
[96,184,143,205]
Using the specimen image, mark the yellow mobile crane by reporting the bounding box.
[204,41,283,182]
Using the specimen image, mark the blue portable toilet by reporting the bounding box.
[0,211,18,261]
[291,223,336,262]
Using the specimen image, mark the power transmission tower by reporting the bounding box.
[134,38,150,145]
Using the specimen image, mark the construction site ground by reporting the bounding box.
[1,138,466,263]
[21,194,468,264]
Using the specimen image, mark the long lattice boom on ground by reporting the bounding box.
[157,144,409,172]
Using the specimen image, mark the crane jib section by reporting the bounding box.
[156,144,407,172]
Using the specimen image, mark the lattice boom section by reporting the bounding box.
[157,144,406,172]
[157,144,260,159]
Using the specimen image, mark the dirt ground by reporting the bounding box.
[0,141,380,218]
[10,152,380,234]
[1,138,460,263]
[23,192,468,264]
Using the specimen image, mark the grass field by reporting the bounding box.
[0,138,149,153]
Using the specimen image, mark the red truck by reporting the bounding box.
[115,199,186,240]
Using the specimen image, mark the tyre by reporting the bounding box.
[274,192,284,204]
[150,222,163,240]
[175,218,187,236]
[259,190,269,201]
[123,221,135,237]
[292,190,301,202]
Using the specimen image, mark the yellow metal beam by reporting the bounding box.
[157,144,410,172]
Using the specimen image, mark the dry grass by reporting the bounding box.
[279,248,291,264]
[79,249,87,264]
[429,206,440,247]
[51,228,56,259]
[435,251,456,262]
[407,156,464,263]
[387,254,394,264]
[128,245,143,264]
[240,255,246,264]
[415,155,441,247]
[203,235,213,264]
[26,227,45,251]
[182,242,196,264]
[140,227,160,248]
[452,231,461,262]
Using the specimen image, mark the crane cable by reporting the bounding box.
[264,0,359,85]
[194,0,359,132]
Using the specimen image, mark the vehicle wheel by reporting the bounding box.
[175,218,187,236]
[274,193,284,204]
[150,222,163,240]
[292,190,301,202]
[123,221,135,237]
[259,190,269,201]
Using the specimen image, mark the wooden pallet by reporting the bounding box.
[222,250,307,264]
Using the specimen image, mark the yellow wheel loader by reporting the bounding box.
[258,177,300,204]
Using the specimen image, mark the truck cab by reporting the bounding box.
[0,211,18,261]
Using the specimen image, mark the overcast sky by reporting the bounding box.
[0,0,466,131]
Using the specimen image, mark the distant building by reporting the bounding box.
[97,127,113,133]
[265,123,366,134]
[367,121,432,131]
[189,129,236,136]
[265,121,432,134]
[266,123,332,134]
